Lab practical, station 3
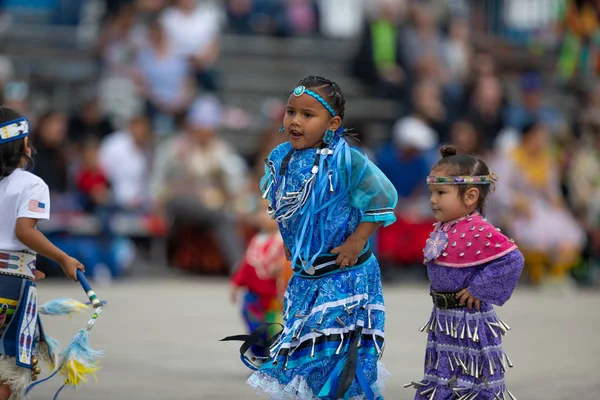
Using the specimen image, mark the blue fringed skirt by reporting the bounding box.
[246,256,390,399]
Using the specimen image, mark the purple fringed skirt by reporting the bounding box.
[408,303,517,400]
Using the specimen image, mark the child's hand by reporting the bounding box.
[59,256,85,282]
[230,284,240,304]
[331,235,367,269]
[456,288,480,310]
[33,270,45,281]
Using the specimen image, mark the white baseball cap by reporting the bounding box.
[392,116,438,151]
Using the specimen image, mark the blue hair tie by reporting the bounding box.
[291,86,336,117]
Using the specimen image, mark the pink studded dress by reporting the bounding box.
[408,212,524,400]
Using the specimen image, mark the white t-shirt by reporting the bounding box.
[160,4,220,58]
[99,131,149,209]
[0,169,50,252]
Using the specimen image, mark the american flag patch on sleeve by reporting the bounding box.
[28,200,46,213]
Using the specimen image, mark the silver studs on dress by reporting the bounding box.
[459,252,464,257]
[487,232,492,238]
[467,242,472,247]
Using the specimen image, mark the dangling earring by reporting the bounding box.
[323,129,334,145]
[279,126,285,134]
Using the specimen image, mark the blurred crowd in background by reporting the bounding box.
[0,0,599,290]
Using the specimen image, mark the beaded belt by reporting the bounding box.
[293,247,373,278]
[0,250,37,280]
[430,289,463,309]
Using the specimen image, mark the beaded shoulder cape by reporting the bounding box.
[423,212,517,268]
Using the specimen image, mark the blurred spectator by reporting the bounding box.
[460,52,500,114]
[449,119,487,158]
[577,80,600,139]
[226,0,289,36]
[471,52,498,79]
[505,72,563,134]
[407,79,447,145]
[377,116,435,203]
[3,81,31,119]
[557,0,600,82]
[135,17,195,136]
[444,17,471,87]
[161,0,222,91]
[318,0,365,39]
[97,3,143,79]
[68,95,115,144]
[32,111,71,195]
[400,3,448,84]
[569,110,600,224]
[150,95,248,272]
[0,56,15,104]
[134,0,170,15]
[464,76,507,150]
[77,138,112,213]
[286,0,318,35]
[226,0,256,34]
[569,112,600,284]
[103,0,136,19]
[490,121,585,288]
[351,0,408,100]
[99,115,154,211]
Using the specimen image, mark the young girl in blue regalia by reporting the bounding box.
[223,76,398,399]
[0,107,85,400]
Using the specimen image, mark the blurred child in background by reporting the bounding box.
[231,198,291,356]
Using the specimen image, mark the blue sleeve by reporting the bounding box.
[348,148,398,227]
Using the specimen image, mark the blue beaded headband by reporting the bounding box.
[290,86,336,117]
[0,117,30,144]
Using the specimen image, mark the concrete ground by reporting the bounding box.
[29,275,600,400]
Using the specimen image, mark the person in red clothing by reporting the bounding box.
[76,138,111,212]
[231,198,291,357]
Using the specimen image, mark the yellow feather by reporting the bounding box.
[65,300,89,312]
[60,359,101,387]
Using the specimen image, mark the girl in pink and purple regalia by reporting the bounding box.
[406,145,524,400]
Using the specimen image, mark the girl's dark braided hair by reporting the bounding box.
[295,75,362,142]
[296,76,346,121]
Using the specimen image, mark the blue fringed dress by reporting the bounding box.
[247,137,398,400]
